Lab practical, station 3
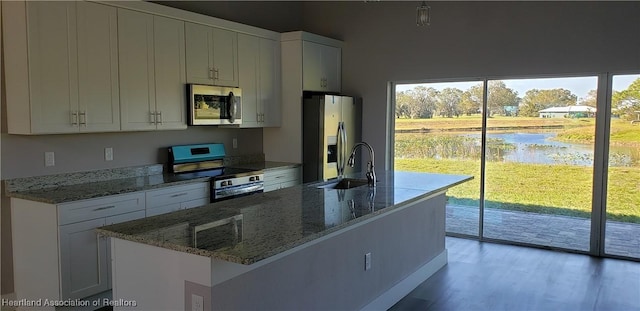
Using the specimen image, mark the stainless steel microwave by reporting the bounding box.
[188,84,242,125]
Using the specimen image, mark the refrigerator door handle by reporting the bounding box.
[341,122,347,175]
[337,122,345,178]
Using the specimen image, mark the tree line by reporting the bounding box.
[396,78,640,120]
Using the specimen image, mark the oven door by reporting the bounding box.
[211,182,264,202]
[188,84,242,125]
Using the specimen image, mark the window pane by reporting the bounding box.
[483,77,596,251]
[394,81,483,236]
[605,74,640,259]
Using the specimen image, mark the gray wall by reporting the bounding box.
[299,1,640,168]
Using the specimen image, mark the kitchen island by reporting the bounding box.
[98,171,472,310]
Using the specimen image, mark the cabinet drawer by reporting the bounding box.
[264,167,300,185]
[58,192,145,225]
[146,182,209,209]
[146,203,181,217]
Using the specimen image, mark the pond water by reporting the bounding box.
[484,132,639,167]
[396,131,640,167]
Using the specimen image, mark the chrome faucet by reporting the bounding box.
[347,142,376,187]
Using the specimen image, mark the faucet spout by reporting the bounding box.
[347,142,376,187]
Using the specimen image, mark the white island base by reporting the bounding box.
[109,193,448,310]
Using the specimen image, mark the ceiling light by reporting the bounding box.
[417,1,431,26]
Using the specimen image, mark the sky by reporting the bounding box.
[396,74,639,100]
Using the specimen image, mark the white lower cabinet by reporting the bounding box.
[57,193,146,300]
[264,166,302,192]
[145,182,209,217]
[11,181,210,306]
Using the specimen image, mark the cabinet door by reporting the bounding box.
[154,16,187,130]
[59,218,108,299]
[321,44,341,92]
[27,1,79,133]
[118,8,156,131]
[238,34,260,128]
[185,22,214,85]
[77,2,120,132]
[212,28,239,87]
[302,41,323,92]
[259,38,281,127]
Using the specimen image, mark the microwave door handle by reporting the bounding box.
[227,92,236,123]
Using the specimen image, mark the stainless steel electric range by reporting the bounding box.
[168,143,263,202]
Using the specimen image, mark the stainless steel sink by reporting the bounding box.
[317,178,369,190]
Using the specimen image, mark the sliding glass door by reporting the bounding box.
[605,74,640,259]
[393,74,639,260]
[483,77,597,251]
[394,81,483,237]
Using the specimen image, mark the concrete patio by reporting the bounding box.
[446,204,640,259]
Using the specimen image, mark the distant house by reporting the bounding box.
[539,105,596,118]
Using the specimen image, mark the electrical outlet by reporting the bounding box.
[365,252,372,271]
[105,147,114,161]
[191,294,204,311]
[45,152,55,167]
[232,138,238,149]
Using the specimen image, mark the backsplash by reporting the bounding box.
[4,153,265,193]
[4,164,164,193]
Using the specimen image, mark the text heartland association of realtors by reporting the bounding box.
[1,298,137,308]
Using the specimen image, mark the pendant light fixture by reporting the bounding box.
[416,1,431,26]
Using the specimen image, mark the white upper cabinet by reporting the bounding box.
[238,34,260,127]
[118,9,187,131]
[76,2,120,132]
[2,0,280,134]
[153,15,188,130]
[238,34,281,128]
[302,41,341,93]
[2,1,119,134]
[259,37,282,127]
[185,22,239,87]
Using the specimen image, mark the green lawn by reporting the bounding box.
[395,158,640,223]
[394,115,640,223]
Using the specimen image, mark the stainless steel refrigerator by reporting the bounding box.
[303,93,362,183]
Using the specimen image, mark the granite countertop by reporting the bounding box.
[6,174,212,204]
[5,161,299,204]
[97,171,472,265]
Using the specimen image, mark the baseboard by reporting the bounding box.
[360,249,448,311]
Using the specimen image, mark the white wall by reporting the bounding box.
[300,1,640,167]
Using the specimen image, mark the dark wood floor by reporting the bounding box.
[390,237,640,311]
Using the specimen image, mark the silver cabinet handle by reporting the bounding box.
[150,111,157,124]
[94,205,116,211]
[79,111,87,126]
[170,192,187,198]
[156,111,162,124]
[208,67,214,79]
[71,111,78,126]
[214,68,220,79]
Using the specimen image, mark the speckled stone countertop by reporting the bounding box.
[97,171,472,265]
[4,160,297,204]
